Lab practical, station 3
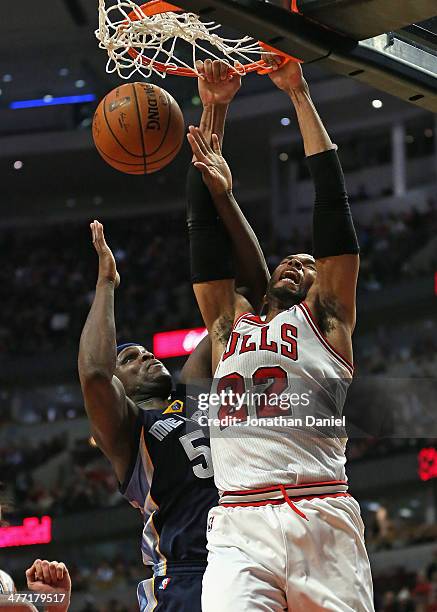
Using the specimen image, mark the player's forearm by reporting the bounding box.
[78,279,117,382]
[288,83,334,157]
[198,104,268,309]
[187,100,234,287]
[211,190,269,311]
[199,103,228,145]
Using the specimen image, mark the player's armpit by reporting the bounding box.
[311,254,359,330]
[193,278,237,333]
[193,280,253,333]
[194,281,253,368]
[305,257,358,366]
[306,148,359,336]
[81,374,138,482]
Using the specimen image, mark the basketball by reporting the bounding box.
[92,82,185,174]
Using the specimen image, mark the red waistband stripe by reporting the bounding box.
[221,492,351,508]
[220,481,349,506]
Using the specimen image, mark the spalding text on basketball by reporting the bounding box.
[145,85,160,130]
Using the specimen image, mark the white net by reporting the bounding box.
[96,0,270,78]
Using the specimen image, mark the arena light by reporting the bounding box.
[9,94,96,109]
[418,448,437,481]
[153,327,207,359]
[0,516,52,548]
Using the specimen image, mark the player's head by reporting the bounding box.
[266,254,316,309]
[115,343,172,401]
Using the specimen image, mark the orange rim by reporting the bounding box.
[125,0,302,76]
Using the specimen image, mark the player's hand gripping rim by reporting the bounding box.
[196,59,241,107]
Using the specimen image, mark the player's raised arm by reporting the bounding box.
[186,61,269,367]
[194,60,270,308]
[78,221,137,482]
[268,60,359,360]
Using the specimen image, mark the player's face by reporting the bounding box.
[115,345,172,400]
[267,254,317,307]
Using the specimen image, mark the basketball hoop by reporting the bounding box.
[96,0,297,78]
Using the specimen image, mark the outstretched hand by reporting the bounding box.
[90,220,120,288]
[187,126,232,196]
[196,59,241,106]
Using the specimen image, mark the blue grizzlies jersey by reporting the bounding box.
[121,390,217,575]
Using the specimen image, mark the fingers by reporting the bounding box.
[28,559,48,583]
[90,220,103,243]
[26,560,66,586]
[33,559,44,582]
[202,58,230,83]
[195,59,204,79]
[212,60,221,82]
[192,127,211,154]
[203,59,213,83]
[90,220,97,243]
[49,562,60,583]
[25,563,37,585]
[211,133,221,155]
[187,132,207,163]
[56,562,66,582]
[90,220,108,252]
[261,52,282,70]
[41,560,51,584]
[219,61,228,81]
[187,127,211,160]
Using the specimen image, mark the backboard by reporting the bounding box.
[174,0,437,111]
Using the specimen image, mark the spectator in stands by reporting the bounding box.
[1,200,436,358]
[427,550,437,581]
[412,570,431,610]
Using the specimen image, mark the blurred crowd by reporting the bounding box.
[364,504,437,555]
[0,199,436,357]
[375,551,437,611]
[265,199,437,292]
[8,439,123,518]
[357,318,437,378]
[0,433,66,477]
[0,212,196,356]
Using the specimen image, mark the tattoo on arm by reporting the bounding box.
[314,294,345,335]
[214,313,234,346]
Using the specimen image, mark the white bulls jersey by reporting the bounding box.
[209,301,354,493]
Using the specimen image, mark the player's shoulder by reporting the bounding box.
[0,569,15,593]
[137,390,188,431]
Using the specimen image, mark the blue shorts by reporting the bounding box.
[137,566,204,612]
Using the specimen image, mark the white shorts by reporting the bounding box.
[202,495,374,612]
